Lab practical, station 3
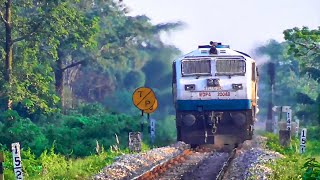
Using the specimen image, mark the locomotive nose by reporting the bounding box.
[230,112,246,126]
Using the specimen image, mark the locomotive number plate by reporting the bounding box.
[204,86,222,91]
[218,91,230,96]
[199,92,211,97]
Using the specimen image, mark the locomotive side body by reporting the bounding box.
[172,44,258,147]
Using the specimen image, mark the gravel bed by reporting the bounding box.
[182,152,230,180]
[156,151,212,180]
[94,136,283,180]
[223,136,284,180]
[93,141,190,180]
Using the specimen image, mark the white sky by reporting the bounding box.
[124,0,320,54]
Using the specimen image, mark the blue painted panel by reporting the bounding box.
[176,99,252,111]
[216,45,230,48]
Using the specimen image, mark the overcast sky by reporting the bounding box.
[124,0,320,55]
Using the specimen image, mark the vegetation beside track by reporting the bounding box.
[1,143,150,179]
[263,131,320,179]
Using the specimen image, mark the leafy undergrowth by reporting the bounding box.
[263,133,320,180]
[2,143,150,179]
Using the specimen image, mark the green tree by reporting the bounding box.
[284,26,320,123]
[254,39,320,124]
[0,0,99,113]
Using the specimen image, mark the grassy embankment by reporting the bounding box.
[261,128,320,179]
[2,143,150,179]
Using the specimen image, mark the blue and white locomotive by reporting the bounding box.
[172,42,258,148]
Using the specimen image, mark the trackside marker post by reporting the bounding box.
[300,128,307,154]
[128,132,142,152]
[11,143,23,180]
[281,106,291,131]
[132,87,158,146]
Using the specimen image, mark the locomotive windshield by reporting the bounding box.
[181,58,211,76]
[215,57,246,76]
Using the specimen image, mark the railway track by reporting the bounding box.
[131,147,237,180]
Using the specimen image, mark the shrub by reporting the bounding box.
[303,158,320,179]
[264,132,320,179]
[0,117,49,156]
[1,144,140,179]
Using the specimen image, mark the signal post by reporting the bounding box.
[131,87,158,151]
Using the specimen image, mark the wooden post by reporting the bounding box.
[279,130,291,147]
[0,152,4,180]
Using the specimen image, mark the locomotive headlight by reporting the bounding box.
[207,78,220,87]
[185,84,195,91]
[230,112,246,126]
[183,114,196,126]
[232,83,243,90]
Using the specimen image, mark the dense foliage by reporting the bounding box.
[254,38,320,125]
[255,26,320,177]
[1,143,150,179]
[0,0,319,178]
[0,0,182,158]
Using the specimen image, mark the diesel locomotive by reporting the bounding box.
[172,42,259,148]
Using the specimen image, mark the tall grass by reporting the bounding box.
[2,142,150,179]
[263,133,320,179]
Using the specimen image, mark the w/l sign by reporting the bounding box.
[11,143,23,180]
[300,128,307,154]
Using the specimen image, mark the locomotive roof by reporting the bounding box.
[175,47,255,62]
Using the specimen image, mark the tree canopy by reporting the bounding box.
[255,27,320,124]
[0,0,183,156]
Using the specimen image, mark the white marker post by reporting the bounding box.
[286,109,292,131]
[273,115,278,134]
[150,118,156,144]
[11,143,23,180]
[300,128,307,154]
[281,106,292,131]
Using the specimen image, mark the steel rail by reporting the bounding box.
[215,148,237,180]
[131,149,192,180]
[129,147,236,180]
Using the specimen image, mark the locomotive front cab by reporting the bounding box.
[173,43,259,147]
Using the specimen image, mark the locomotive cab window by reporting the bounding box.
[215,57,246,76]
[181,58,211,76]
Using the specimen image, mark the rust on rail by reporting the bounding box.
[136,149,192,180]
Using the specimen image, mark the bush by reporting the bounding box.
[306,126,320,141]
[303,158,320,179]
[42,113,141,157]
[266,155,305,180]
[264,132,320,179]
[154,115,177,146]
[1,144,140,179]
[264,133,299,155]
[0,105,146,157]
[0,117,49,156]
